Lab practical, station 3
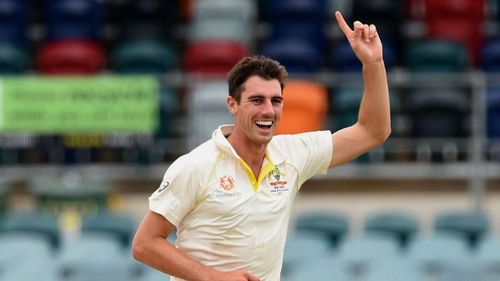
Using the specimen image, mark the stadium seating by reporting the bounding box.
[481,38,500,72]
[363,258,423,281]
[406,40,468,72]
[0,211,60,249]
[406,233,470,275]
[275,80,328,134]
[0,42,30,74]
[57,233,135,281]
[351,0,404,45]
[363,210,420,249]
[476,235,500,276]
[0,233,59,281]
[185,80,232,149]
[282,232,332,276]
[184,40,249,75]
[285,255,349,281]
[427,19,484,66]
[408,87,469,138]
[36,39,106,75]
[193,0,256,22]
[81,211,137,248]
[261,38,324,74]
[294,211,349,247]
[44,0,104,40]
[487,88,500,138]
[118,0,179,41]
[330,40,398,72]
[0,0,28,43]
[266,0,328,21]
[424,0,486,21]
[111,39,177,74]
[334,234,400,277]
[433,210,490,249]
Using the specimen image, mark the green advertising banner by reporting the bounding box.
[0,76,159,133]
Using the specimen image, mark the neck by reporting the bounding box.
[227,131,267,178]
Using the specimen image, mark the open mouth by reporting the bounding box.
[255,120,273,130]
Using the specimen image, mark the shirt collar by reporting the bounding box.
[212,124,285,165]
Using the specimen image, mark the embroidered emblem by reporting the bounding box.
[271,166,281,180]
[219,175,235,191]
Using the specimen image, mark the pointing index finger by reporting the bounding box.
[335,11,352,35]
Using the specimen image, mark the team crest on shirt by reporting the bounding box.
[271,166,281,180]
[269,167,289,196]
[219,175,236,191]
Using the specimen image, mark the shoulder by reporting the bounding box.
[270,131,332,150]
[169,139,220,174]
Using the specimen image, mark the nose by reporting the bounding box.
[261,99,274,116]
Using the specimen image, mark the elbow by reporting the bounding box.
[131,236,148,262]
[372,125,391,146]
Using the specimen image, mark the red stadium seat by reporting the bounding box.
[427,19,483,65]
[424,0,486,21]
[184,40,249,75]
[36,39,106,75]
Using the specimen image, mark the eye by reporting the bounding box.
[250,98,263,104]
[272,98,283,105]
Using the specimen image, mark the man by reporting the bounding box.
[132,11,390,281]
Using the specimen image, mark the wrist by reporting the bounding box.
[362,59,385,70]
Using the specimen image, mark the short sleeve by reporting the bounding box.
[273,131,332,186]
[148,155,201,227]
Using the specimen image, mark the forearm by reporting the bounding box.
[357,60,391,142]
[133,237,215,281]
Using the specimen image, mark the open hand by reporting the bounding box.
[335,11,383,65]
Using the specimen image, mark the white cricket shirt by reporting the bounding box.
[149,125,333,281]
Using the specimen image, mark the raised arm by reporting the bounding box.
[132,211,259,281]
[329,11,391,168]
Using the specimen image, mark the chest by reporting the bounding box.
[198,162,298,219]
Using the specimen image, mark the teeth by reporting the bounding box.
[256,121,273,126]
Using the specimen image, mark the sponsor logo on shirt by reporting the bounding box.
[219,175,235,191]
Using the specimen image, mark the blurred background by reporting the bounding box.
[1,0,500,280]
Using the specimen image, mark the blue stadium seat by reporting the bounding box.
[482,38,500,72]
[487,88,500,138]
[261,37,323,74]
[330,40,398,72]
[0,0,28,43]
[267,0,328,21]
[476,235,500,276]
[407,233,470,275]
[283,232,331,274]
[1,211,60,249]
[433,210,490,249]
[58,233,135,281]
[271,20,326,52]
[81,211,137,248]
[44,0,104,39]
[294,211,349,248]
[335,234,400,277]
[363,211,420,250]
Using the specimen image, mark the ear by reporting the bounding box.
[227,96,237,115]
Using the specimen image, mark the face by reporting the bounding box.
[227,75,283,146]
